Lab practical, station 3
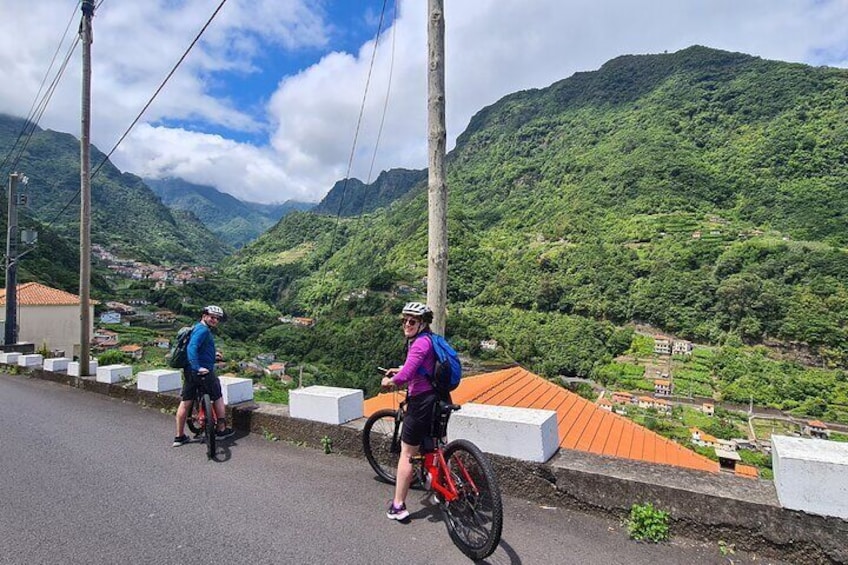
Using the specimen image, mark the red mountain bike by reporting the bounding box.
[185,380,217,460]
[363,393,503,560]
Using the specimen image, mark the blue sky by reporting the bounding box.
[1,0,847,204]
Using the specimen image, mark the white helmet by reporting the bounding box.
[402,302,433,323]
[203,305,225,319]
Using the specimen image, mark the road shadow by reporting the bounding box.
[408,493,522,564]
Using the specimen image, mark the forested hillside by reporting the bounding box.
[311,168,426,216]
[217,46,848,399]
[147,177,313,248]
[0,114,229,266]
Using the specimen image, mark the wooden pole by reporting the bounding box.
[79,0,94,373]
[4,173,19,345]
[427,0,447,335]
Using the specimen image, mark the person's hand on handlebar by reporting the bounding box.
[378,366,399,390]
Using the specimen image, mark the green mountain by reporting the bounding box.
[311,168,427,217]
[146,177,314,248]
[0,114,230,267]
[221,46,848,389]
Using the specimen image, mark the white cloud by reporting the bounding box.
[1,0,847,204]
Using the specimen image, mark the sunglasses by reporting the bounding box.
[401,317,420,326]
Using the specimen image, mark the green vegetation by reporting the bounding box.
[627,502,670,542]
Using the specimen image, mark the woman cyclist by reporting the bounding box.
[380,302,438,521]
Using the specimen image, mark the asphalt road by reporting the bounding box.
[0,373,785,565]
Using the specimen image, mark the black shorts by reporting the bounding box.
[180,369,223,402]
[402,391,438,447]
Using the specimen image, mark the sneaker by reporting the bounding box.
[172,434,190,447]
[215,427,235,439]
[386,502,409,521]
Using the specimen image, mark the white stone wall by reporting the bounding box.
[0,304,92,357]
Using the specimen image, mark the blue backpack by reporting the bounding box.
[418,332,462,396]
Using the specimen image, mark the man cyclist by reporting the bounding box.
[172,305,234,446]
[380,302,438,520]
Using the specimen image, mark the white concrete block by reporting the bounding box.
[773,435,848,519]
[17,354,43,368]
[219,376,253,404]
[289,385,363,425]
[137,369,182,392]
[43,357,71,372]
[0,352,20,364]
[95,363,132,384]
[68,360,98,377]
[448,403,560,463]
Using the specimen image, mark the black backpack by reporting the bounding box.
[167,326,193,369]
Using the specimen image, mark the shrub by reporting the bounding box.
[627,502,670,542]
[98,350,129,366]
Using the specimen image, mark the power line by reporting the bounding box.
[0,2,81,176]
[41,0,231,232]
[325,0,392,262]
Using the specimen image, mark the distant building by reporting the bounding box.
[597,398,613,412]
[154,337,170,349]
[653,338,671,355]
[480,339,498,351]
[119,344,143,360]
[611,391,635,405]
[654,379,673,396]
[690,427,719,449]
[805,420,830,439]
[672,340,693,356]
[265,362,287,377]
[292,317,315,328]
[702,403,715,417]
[100,311,121,324]
[93,329,119,348]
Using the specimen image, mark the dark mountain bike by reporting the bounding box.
[185,378,217,460]
[363,391,503,560]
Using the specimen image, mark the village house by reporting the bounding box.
[480,339,498,351]
[292,317,315,328]
[0,282,95,358]
[597,398,613,412]
[99,311,121,324]
[652,397,672,415]
[653,337,671,355]
[715,447,742,473]
[611,391,635,405]
[154,336,170,349]
[690,427,720,449]
[672,339,694,356]
[702,402,715,416]
[265,362,287,377]
[805,420,830,439]
[92,329,119,348]
[154,310,176,323]
[119,344,143,360]
[654,378,673,396]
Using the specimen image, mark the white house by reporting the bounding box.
[0,282,95,358]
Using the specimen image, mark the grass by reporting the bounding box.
[751,418,798,441]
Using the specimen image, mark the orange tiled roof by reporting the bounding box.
[735,464,759,478]
[119,345,142,352]
[808,420,827,428]
[0,282,94,306]
[364,367,719,474]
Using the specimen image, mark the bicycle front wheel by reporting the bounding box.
[441,439,503,561]
[362,409,401,484]
[203,393,216,460]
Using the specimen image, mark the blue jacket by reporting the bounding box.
[187,321,216,374]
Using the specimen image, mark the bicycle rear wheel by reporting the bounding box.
[441,439,503,561]
[203,393,216,460]
[362,409,401,484]
[187,398,202,436]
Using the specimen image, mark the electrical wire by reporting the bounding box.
[41,0,231,232]
[0,1,82,176]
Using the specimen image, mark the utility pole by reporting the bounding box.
[426,0,447,335]
[79,0,94,373]
[4,173,20,346]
